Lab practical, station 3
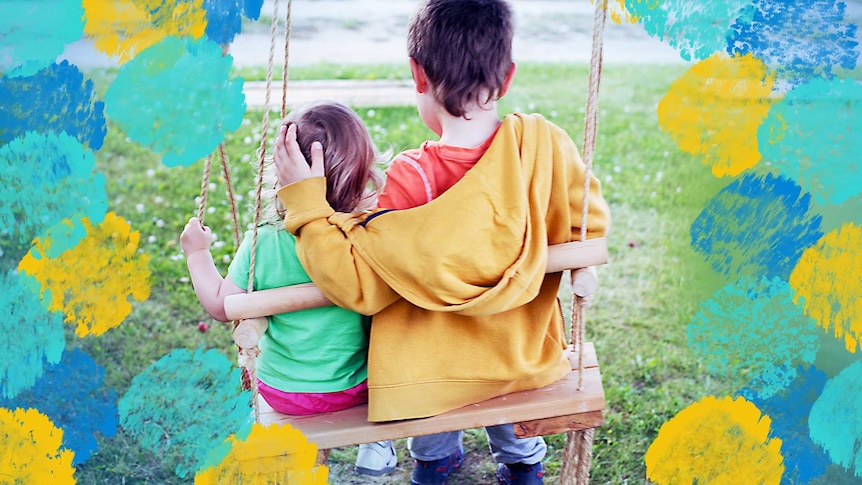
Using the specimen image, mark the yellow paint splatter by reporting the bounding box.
[195,423,329,484]
[0,408,76,484]
[790,223,862,353]
[645,395,784,484]
[602,0,641,24]
[658,53,777,177]
[18,213,151,338]
[82,0,207,63]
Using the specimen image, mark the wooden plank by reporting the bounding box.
[256,343,604,452]
[514,410,604,438]
[224,239,608,322]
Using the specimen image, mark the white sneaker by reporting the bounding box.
[354,440,397,476]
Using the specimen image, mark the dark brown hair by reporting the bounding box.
[407,0,514,117]
[282,101,383,213]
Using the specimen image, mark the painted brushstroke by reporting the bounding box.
[195,423,328,485]
[0,271,64,400]
[17,212,152,338]
[645,395,784,484]
[789,223,862,353]
[202,0,264,45]
[742,365,830,484]
[809,361,862,477]
[625,0,754,61]
[728,0,859,85]
[758,77,862,207]
[104,36,246,167]
[657,53,776,177]
[0,348,118,466]
[81,0,207,63]
[690,173,824,280]
[0,131,107,246]
[687,276,819,399]
[0,0,85,77]
[0,61,107,149]
[0,407,76,484]
[119,347,253,479]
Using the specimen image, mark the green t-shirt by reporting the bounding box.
[228,225,368,393]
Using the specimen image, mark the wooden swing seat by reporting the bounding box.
[254,342,603,451]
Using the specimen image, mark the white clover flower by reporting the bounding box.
[222,255,231,263]
[655,171,663,182]
[170,254,184,261]
[676,187,682,193]
[136,203,145,213]
[207,207,216,214]
[241,154,251,162]
[367,109,376,118]
[154,196,164,204]
[146,169,156,177]
[244,136,253,144]
[208,182,217,190]
[155,219,165,228]
[180,276,190,283]
[613,166,621,173]
[148,235,157,243]
[213,240,226,249]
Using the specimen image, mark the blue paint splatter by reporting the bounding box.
[690,173,823,280]
[728,0,859,85]
[759,77,862,206]
[0,131,107,246]
[0,61,107,149]
[104,36,246,167]
[0,271,65,400]
[118,347,253,478]
[809,361,862,477]
[741,365,831,484]
[625,0,755,61]
[203,0,264,45]
[0,347,118,465]
[0,1,85,77]
[687,276,820,399]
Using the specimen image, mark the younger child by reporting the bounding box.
[180,101,397,476]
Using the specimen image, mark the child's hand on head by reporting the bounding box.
[273,123,325,186]
[180,217,213,256]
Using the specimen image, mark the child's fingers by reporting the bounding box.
[310,142,325,177]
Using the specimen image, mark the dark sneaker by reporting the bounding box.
[410,446,465,485]
[496,462,544,485]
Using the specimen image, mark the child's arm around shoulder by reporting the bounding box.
[180,218,244,322]
[272,124,400,315]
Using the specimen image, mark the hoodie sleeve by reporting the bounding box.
[277,178,400,315]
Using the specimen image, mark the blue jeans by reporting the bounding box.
[408,424,546,465]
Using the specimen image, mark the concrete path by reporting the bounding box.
[243,79,415,109]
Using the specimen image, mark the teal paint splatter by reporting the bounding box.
[118,347,253,478]
[687,276,820,399]
[0,1,85,77]
[0,270,64,400]
[728,0,859,85]
[104,37,246,167]
[0,348,118,465]
[690,173,823,280]
[624,0,755,61]
[0,131,107,246]
[741,365,831,484]
[0,61,107,149]
[759,77,862,206]
[809,361,862,477]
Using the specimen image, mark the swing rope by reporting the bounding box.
[236,0,293,424]
[561,0,608,482]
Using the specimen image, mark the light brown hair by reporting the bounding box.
[407,0,514,117]
[262,101,383,223]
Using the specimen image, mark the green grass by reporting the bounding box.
[67,62,834,484]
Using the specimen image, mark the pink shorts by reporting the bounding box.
[257,379,369,415]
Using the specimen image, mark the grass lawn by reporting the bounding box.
[67,62,751,483]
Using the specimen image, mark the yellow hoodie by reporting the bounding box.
[277,113,610,421]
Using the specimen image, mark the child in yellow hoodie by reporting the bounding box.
[273,1,610,483]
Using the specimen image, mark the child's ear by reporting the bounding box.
[409,57,429,94]
[498,62,517,99]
